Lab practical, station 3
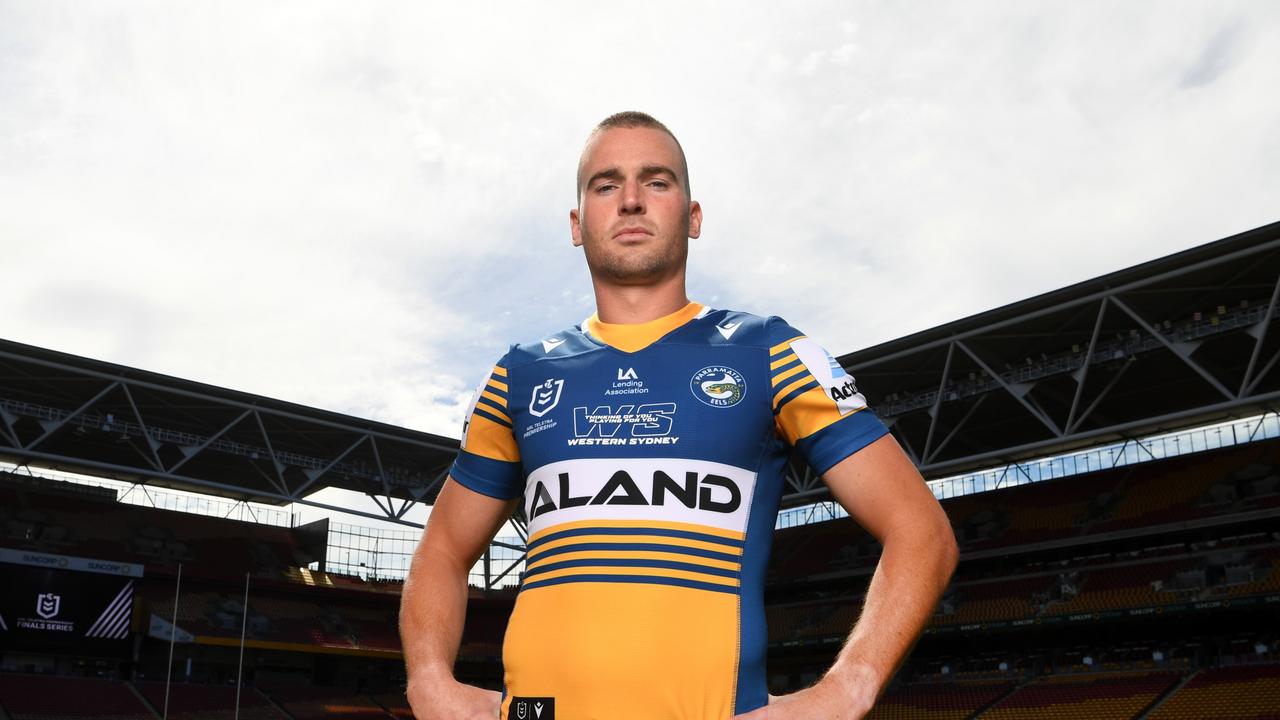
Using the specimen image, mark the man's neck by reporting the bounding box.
[591,272,690,324]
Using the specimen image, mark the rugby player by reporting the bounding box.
[400,112,959,720]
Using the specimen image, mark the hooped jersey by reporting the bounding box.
[451,302,889,720]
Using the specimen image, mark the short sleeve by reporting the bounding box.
[767,318,890,475]
[450,354,524,500]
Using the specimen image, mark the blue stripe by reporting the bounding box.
[525,557,741,579]
[528,541,742,565]
[472,404,512,428]
[527,525,745,551]
[520,574,740,595]
[774,378,820,412]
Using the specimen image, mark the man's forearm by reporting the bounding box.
[400,544,472,685]
[825,515,958,700]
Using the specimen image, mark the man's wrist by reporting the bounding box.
[823,659,881,710]
[406,662,457,691]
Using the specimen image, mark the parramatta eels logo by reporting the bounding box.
[690,365,746,408]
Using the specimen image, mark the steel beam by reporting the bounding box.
[922,342,956,462]
[25,381,120,451]
[0,347,458,455]
[1110,296,1233,400]
[1066,300,1109,433]
[1241,273,1280,395]
[0,445,428,528]
[956,341,1061,436]
[119,384,164,472]
[847,233,1280,371]
[252,411,290,497]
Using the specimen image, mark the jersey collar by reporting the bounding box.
[582,301,708,353]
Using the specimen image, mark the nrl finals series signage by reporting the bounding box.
[0,549,142,654]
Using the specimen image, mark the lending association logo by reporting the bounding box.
[690,366,746,408]
[36,593,61,619]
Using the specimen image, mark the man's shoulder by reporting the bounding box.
[668,307,802,349]
[499,322,598,369]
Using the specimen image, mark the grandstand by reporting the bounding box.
[2,220,1279,717]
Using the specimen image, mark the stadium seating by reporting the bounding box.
[136,682,285,720]
[0,674,153,720]
[1147,664,1280,720]
[864,679,1013,719]
[268,686,390,720]
[979,671,1180,719]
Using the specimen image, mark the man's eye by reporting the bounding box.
[648,180,669,189]
[595,184,617,193]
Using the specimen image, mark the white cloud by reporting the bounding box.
[2,0,1278,447]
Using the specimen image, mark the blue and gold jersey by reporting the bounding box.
[451,302,889,720]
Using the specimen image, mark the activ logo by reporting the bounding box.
[789,338,869,415]
[690,366,746,408]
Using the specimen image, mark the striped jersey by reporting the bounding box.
[451,301,889,720]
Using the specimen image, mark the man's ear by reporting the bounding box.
[570,207,583,247]
[688,200,703,240]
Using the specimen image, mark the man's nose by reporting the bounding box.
[620,180,644,214]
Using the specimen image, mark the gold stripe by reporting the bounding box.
[525,549,740,573]
[773,374,817,407]
[474,401,511,425]
[771,363,806,388]
[486,378,509,393]
[480,390,507,408]
[770,352,799,371]
[527,518,746,545]
[769,335,806,355]
[491,365,508,378]
[527,565,739,588]
[527,535,744,562]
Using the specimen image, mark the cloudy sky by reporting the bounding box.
[3,2,1279,527]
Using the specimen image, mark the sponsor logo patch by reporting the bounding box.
[789,338,868,415]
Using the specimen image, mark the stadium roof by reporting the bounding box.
[0,338,458,520]
[821,219,1280,498]
[3,219,1277,517]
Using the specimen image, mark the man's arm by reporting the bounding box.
[400,477,520,720]
[736,433,959,719]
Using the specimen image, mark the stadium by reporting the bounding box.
[2,219,1279,719]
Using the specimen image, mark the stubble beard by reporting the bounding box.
[583,221,690,286]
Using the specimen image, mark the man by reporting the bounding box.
[400,111,958,720]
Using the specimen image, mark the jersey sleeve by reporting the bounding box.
[767,318,890,475]
[449,354,524,500]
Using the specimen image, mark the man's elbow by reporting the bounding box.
[934,516,960,577]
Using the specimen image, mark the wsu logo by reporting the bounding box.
[36,593,61,619]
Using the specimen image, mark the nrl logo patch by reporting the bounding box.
[529,379,564,417]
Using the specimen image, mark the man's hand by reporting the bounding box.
[732,664,878,720]
[406,674,502,720]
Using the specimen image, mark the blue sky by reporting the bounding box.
[3,2,1279,527]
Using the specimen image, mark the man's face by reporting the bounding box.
[571,126,702,285]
